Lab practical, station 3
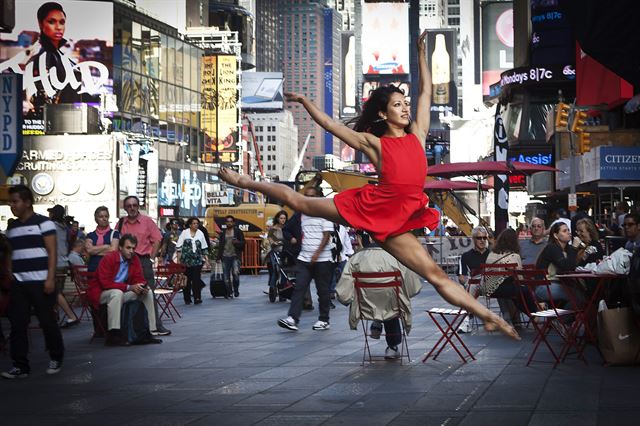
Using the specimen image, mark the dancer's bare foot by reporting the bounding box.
[484,313,521,340]
[218,167,252,188]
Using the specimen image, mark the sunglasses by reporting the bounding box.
[474,236,488,240]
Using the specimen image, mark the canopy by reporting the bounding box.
[424,180,492,191]
[428,161,560,179]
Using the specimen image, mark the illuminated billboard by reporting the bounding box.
[482,1,513,97]
[0,0,113,136]
[361,2,409,75]
[158,166,217,217]
[200,55,239,166]
[426,29,458,126]
[241,72,283,111]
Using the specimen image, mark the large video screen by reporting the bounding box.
[241,72,283,111]
[0,0,114,135]
[361,2,409,75]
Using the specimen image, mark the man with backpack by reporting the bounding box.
[89,234,160,346]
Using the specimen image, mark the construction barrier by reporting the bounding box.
[241,237,266,274]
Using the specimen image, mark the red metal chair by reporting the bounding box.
[154,264,186,323]
[352,271,410,365]
[423,272,478,363]
[71,268,105,342]
[513,268,583,366]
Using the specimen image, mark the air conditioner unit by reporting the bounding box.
[44,104,100,134]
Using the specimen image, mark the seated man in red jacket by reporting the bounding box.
[88,234,156,346]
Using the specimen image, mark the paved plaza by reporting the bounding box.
[1,272,639,426]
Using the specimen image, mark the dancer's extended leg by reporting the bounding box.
[379,232,520,340]
[218,168,349,225]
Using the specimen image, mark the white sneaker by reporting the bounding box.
[277,316,298,331]
[457,317,472,334]
[384,346,400,359]
[312,320,330,330]
[46,360,62,375]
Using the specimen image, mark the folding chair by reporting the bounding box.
[154,264,186,323]
[513,268,583,366]
[423,306,475,363]
[69,265,90,321]
[72,269,106,342]
[352,271,411,365]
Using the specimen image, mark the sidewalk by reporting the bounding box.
[1,272,638,426]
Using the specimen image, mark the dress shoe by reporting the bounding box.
[105,335,130,347]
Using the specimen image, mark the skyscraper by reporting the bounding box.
[279,0,342,169]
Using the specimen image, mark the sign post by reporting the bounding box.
[0,73,22,180]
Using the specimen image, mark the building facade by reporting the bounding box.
[247,111,299,180]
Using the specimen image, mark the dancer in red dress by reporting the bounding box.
[219,31,519,340]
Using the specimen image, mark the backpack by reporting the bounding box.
[120,300,152,344]
[330,224,343,263]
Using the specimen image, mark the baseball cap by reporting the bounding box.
[47,204,65,217]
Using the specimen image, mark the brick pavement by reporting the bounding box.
[1,272,638,425]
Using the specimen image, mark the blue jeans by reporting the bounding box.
[268,251,280,289]
[329,260,347,293]
[535,282,584,309]
[222,256,240,294]
[370,318,402,348]
[288,260,336,323]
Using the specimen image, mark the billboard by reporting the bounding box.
[362,81,411,103]
[200,55,238,165]
[6,135,116,227]
[0,0,113,136]
[361,2,409,75]
[341,32,356,116]
[426,29,458,127]
[158,166,217,217]
[482,1,513,97]
[241,72,283,111]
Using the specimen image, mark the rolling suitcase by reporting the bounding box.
[209,261,227,298]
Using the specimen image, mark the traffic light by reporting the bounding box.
[571,111,588,133]
[555,102,570,129]
[578,132,591,153]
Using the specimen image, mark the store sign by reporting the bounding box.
[7,135,115,226]
[0,0,113,136]
[0,74,22,176]
[500,64,575,88]
[600,147,640,180]
[508,148,554,187]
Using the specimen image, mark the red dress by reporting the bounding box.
[334,133,440,242]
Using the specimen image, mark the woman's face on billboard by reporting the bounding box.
[40,10,66,46]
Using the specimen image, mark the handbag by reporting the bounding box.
[597,304,640,365]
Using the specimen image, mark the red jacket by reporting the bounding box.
[87,250,147,308]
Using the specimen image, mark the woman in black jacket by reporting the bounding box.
[535,222,579,308]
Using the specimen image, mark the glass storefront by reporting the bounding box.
[112,6,203,163]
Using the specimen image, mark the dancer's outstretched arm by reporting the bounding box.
[284,92,380,166]
[410,30,432,144]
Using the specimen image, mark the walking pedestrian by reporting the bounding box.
[3,185,65,379]
[278,187,337,331]
[216,215,245,298]
[176,217,210,304]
